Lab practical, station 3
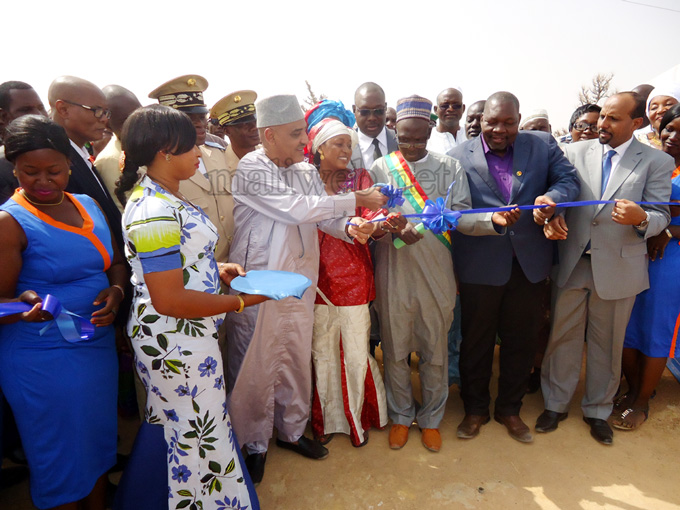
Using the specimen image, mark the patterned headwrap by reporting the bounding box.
[396,95,433,123]
[308,118,358,155]
[305,99,356,133]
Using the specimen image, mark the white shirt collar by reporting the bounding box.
[69,139,92,169]
[602,135,635,177]
[357,127,389,168]
[604,135,634,159]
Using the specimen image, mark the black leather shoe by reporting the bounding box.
[276,435,329,459]
[245,452,266,486]
[535,410,568,433]
[583,417,613,445]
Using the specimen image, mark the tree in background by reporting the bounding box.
[302,80,327,111]
[578,73,615,105]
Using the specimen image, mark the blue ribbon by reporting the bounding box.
[374,183,413,208]
[420,198,462,234]
[0,294,95,342]
[363,196,679,235]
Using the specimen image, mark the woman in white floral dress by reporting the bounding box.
[113,105,266,510]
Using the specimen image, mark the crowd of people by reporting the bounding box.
[0,72,678,509]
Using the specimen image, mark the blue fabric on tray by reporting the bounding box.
[230,270,312,300]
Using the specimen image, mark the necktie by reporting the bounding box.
[601,149,616,197]
[372,138,382,162]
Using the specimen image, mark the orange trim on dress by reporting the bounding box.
[670,308,680,359]
[11,190,112,271]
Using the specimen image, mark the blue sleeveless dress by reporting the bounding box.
[0,192,118,509]
[624,172,680,358]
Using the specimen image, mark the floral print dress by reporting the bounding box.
[123,176,257,510]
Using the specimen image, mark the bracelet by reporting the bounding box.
[111,284,125,299]
[235,295,245,314]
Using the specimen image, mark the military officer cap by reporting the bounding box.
[148,75,209,114]
[210,90,257,126]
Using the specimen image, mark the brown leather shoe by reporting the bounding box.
[421,428,442,452]
[456,414,490,439]
[495,415,534,443]
[388,424,410,449]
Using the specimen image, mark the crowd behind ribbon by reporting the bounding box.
[0,74,678,510]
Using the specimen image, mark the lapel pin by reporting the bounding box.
[516,170,523,176]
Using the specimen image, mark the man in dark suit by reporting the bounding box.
[48,76,122,250]
[450,91,580,443]
[0,81,48,204]
[351,82,399,171]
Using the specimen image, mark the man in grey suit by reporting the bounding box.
[350,82,398,171]
[536,92,673,445]
[450,92,581,443]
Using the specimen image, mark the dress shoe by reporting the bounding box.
[456,414,490,439]
[388,424,410,449]
[421,428,442,452]
[276,436,329,459]
[583,417,613,445]
[494,415,534,443]
[245,452,266,486]
[535,410,568,433]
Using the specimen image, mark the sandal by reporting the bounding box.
[613,392,633,411]
[611,407,649,431]
[315,433,334,445]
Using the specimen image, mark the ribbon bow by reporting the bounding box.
[374,183,409,208]
[421,197,462,234]
[0,294,95,342]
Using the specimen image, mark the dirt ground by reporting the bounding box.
[2,348,679,510]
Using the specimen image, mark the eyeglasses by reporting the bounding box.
[60,99,111,120]
[356,108,385,117]
[397,140,428,149]
[438,103,463,111]
[573,121,598,132]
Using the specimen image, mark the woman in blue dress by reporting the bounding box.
[616,104,680,430]
[0,115,128,509]
[112,105,266,510]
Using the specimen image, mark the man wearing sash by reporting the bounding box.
[370,95,516,452]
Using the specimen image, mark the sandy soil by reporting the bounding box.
[2,349,679,510]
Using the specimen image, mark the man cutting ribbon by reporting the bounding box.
[369,94,518,453]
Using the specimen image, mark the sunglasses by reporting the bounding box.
[61,99,111,120]
[438,103,463,111]
[356,108,385,117]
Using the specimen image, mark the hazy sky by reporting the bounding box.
[3,0,679,131]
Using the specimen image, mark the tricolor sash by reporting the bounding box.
[384,151,452,248]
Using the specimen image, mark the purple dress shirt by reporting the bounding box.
[481,134,514,203]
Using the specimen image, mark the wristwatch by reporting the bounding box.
[635,212,650,230]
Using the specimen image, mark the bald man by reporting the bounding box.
[465,100,486,139]
[49,76,123,249]
[350,82,398,171]
[94,85,142,213]
[428,88,467,155]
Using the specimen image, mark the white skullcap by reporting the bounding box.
[256,94,304,128]
[520,109,549,128]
